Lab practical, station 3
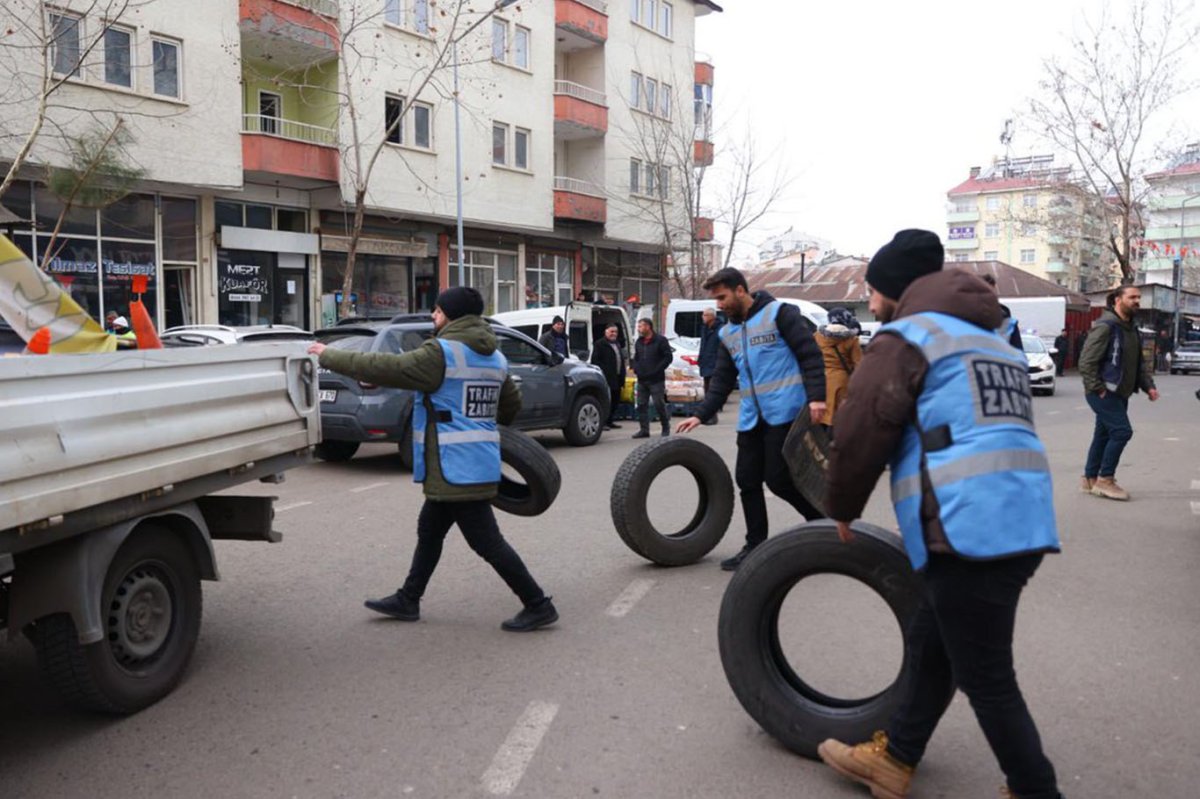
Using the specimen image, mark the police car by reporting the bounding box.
[1021,335,1056,396]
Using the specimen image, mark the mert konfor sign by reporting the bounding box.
[219,261,270,303]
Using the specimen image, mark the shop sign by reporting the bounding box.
[220,262,270,303]
[948,226,976,240]
[322,235,431,258]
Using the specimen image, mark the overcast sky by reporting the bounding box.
[696,0,1199,262]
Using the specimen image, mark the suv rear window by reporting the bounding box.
[376,327,433,354]
[325,334,375,352]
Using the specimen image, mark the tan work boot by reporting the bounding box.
[1080,476,1095,493]
[818,731,914,799]
[1091,477,1130,501]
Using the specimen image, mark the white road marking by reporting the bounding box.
[1191,502,1200,516]
[1073,405,1087,411]
[605,578,656,618]
[275,501,313,513]
[482,701,559,796]
[1046,410,1062,415]
[1165,437,1182,442]
[350,482,390,493]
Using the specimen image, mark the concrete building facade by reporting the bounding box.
[1141,142,1200,291]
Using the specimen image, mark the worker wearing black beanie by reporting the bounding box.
[434,286,485,320]
[865,229,944,301]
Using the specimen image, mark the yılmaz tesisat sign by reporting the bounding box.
[219,262,270,303]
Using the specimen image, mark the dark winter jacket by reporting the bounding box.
[590,337,627,388]
[825,269,1005,554]
[318,315,521,502]
[1078,308,1155,398]
[539,328,570,358]
[694,291,826,423]
[632,331,673,384]
[698,321,721,378]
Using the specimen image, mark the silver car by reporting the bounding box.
[1170,342,1200,374]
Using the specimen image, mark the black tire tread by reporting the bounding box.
[31,614,122,713]
[494,426,561,517]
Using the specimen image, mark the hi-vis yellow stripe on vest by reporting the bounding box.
[0,234,116,354]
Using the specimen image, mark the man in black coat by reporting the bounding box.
[538,316,570,358]
[1053,328,1069,376]
[697,307,722,425]
[632,317,673,438]
[590,322,627,430]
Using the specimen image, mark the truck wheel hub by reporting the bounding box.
[109,567,173,664]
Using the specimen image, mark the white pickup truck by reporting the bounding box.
[0,343,320,713]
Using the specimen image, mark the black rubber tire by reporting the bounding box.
[563,393,604,447]
[397,421,414,472]
[610,437,734,566]
[718,520,921,759]
[315,440,360,462]
[493,426,561,517]
[31,527,203,714]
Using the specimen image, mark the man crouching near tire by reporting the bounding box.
[307,287,558,632]
[818,230,1063,799]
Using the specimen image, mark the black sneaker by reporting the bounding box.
[720,545,757,572]
[661,428,670,437]
[608,422,623,429]
[702,417,718,426]
[632,430,650,439]
[502,598,559,632]
[364,591,420,621]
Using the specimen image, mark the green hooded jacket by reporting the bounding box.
[318,316,522,501]
[1078,308,1156,398]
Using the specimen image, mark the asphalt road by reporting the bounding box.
[2,374,1199,798]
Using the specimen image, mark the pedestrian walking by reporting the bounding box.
[538,315,570,359]
[631,317,673,438]
[697,307,722,425]
[1078,285,1158,500]
[675,268,826,570]
[307,287,558,632]
[813,306,862,431]
[1052,328,1069,376]
[981,273,1023,349]
[590,322,627,430]
[819,229,1063,799]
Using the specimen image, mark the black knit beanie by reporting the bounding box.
[865,229,944,301]
[435,286,484,320]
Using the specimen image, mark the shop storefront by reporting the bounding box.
[524,250,575,308]
[215,200,315,328]
[448,245,519,316]
[1,181,198,329]
[585,247,663,316]
[320,234,436,325]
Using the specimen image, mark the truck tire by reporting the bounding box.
[31,527,203,714]
[493,427,561,517]
[315,440,360,462]
[610,438,734,566]
[717,520,921,759]
[563,394,603,447]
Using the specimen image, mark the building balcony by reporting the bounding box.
[946,210,979,223]
[695,60,714,87]
[1044,260,1068,273]
[240,0,339,66]
[553,81,607,139]
[1144,224,1200,240]
[553,176,606,224]
[944,237,978,250]
[694,139,714,167]
[695,216,714,241]
[241,114,339,184]
[555,0,607,46]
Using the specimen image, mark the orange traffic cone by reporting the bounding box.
[26,327,51,355]
[129,298,162,350]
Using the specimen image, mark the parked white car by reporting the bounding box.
[1170,341,1200,374]
[1022,334,1056,396]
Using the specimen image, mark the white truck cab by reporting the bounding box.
[493,302,635,360]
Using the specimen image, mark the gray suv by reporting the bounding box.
[315,316,611,464]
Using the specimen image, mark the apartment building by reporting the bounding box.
[945,156,1109,293]
[1141,142,1200,290]
[0,0,720,331]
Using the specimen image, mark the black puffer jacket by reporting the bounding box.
[632,332,673,384]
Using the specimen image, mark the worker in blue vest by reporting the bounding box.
[676,267,826,571]
[308,287,558,632]
[818,230,1062,799]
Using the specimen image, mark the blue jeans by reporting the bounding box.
[1084,392,1132,478]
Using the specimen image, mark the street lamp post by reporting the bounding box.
[1173,192,1200,351]
[453,0,519,288]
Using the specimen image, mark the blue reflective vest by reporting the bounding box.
[882,312,1060,570]
[999,316,1019,342]
[719,300,808,431]
[413,339,507,486]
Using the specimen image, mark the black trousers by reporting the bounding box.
[400,499,545,607]
[734,419,823,546]
[886,553,1059,799]
[637,380,669,432]
[608,385,623,424]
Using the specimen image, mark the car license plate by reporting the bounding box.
[319,389,337,403]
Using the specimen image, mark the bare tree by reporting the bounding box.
[1026,0,1200,282]
[716,127,791,273]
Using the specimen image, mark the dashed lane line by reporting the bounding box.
[1165,437,1182,442]
[605,578,656,618]
[275,501,313,513]
[350,482,391,493]
[482,700,559,796]
[1192,480,1200,491]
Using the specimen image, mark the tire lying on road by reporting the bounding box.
[610,437,734,566]
[718,520,921,759]
[493,426,561,517]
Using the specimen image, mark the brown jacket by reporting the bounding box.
[814,325,862,427]
[825,269,1004,552]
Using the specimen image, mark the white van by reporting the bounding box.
[665,297,828,341]
[492,302,634,361]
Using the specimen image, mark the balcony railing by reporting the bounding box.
[554,80,606,107]
[554,176,604,197]
[279,0,339,16]
[242,114,337,147]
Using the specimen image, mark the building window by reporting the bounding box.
[514,128,529,170]
[985,196,1000,211]
[385,95,403,144]
[645,163,657,197]
[49,11,82,76]
[630,0,639,22]
[660,83,672,119]
[630,71,642,109]
[1020,249,1036,264]
[953,253,970,262]
[412,102,431,149]
[492,122,508,165]
[449,247,517,315]
[953,201,974,213]
[630,158,641,194]
[985,222,999,238]
[526,252,573,308]
[1021,222,1037,236]
[983,250,998,260]
[259,91,281,135]
[645,78,657,114]
[659,165,670,199]
[1023,193,1038,208]
[104,26,133,88]
[643,0,657,29]
[151,37,180,98]
[513,26,530,69]
[492,18,506,61]
[386,0,429,34]
[660,2,673,37]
